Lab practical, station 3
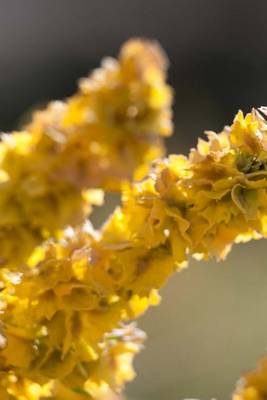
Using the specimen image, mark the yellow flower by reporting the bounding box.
[0,38,173,269]
[0,324,144,400]
[3,107,267,397]
[233,356,267,400]
[3,37,267,398]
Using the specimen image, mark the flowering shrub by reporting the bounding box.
[0,39,265,399]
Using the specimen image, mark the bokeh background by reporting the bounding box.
[2,1,267,398]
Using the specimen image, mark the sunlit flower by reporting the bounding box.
[0,38,172,269]
[233,356,267,400]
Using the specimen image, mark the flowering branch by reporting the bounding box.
[1,107,267,398]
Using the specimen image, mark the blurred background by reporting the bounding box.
[2,0,267,398]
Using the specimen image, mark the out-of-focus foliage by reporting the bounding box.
[0,38,172,270]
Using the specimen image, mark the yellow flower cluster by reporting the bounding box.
[0,223,150,398]
[233,356,267,400]
[0,323,144,400]
[97,107,267,298]
[0,38,172,269]
[2,107,267,398]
